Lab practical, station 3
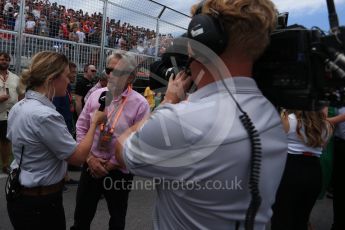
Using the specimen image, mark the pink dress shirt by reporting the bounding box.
[76,87,150,173]
[84,81,103,103]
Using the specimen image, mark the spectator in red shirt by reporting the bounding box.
[60,21,69,39]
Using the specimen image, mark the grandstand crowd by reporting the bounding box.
[0,0,174,55]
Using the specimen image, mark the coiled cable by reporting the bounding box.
[219,77,262,230]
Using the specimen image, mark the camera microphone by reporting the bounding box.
[334,51,345,69]
[326,47,345,78]
[325,59,345,79]
[327,47,345,68]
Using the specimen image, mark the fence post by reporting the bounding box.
[155,6,166,60]
[15,0,26,74]
[154,18,160,60]
[76,44,81,70]
[99,0,108,71]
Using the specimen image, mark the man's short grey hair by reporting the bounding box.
[106,50,138,73]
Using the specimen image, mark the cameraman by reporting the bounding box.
[114,0,287,229]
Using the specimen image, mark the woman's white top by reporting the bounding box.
[287,113,328,157]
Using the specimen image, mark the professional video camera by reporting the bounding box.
[149,36,190,90]
[253,0,345,110]
[150,0,345,110]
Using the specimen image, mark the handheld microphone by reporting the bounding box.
[98,91,114,111]
[98,91,107,111]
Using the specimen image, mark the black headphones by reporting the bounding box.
[187,0,228,55]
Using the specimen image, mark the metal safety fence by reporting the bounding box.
[0,0,191,78]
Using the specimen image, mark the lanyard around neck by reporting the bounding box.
[0,71,8,83]
[100,86,132,134]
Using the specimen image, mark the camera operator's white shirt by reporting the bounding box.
[123,77,287,230]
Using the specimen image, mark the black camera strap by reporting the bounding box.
[5,145,25,202]
[18,145,24,170]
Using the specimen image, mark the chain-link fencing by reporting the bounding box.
[0,0,191,90]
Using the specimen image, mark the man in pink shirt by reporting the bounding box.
[71,52,150,230]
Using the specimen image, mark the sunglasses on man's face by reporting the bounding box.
[90,69,97,73]
[105,67,114,75]
[105,67,132,77]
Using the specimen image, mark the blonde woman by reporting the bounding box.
[271,109,333,230]
[6,51,105,230]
